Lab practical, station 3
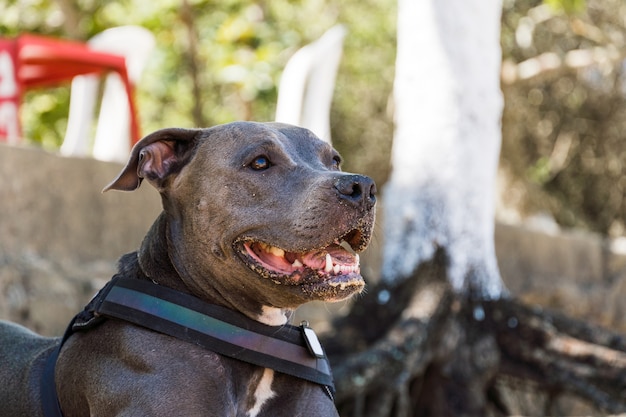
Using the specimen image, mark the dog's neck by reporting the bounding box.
[134,213,292,326]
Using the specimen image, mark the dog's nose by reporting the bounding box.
[334,175,377,209]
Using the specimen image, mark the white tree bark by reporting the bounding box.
[382,0,505,298]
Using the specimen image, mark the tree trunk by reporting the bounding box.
[382,0,505,298]
[373,2,505,411]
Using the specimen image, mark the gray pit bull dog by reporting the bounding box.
[0,122,376,417]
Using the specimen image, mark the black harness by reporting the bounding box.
[40,276,335,417]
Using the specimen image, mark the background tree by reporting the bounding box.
[328,0,509,414]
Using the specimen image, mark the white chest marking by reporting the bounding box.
[257,306,288,326]
[247,368,276,417]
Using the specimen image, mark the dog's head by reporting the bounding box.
[105,122,376,323]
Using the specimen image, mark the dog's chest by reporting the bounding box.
[240,367,339,417]
[245,368,276,417]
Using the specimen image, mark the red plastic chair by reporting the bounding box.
[0,34,139,146]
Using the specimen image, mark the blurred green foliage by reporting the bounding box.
[0,0,396,185]
[544,0,586,14]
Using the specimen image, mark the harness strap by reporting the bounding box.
[40,322,72,417]
[91,277,335,388]
[40,277,335,417]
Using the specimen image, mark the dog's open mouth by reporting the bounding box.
[246,240,360,277]
[236,228,368,298]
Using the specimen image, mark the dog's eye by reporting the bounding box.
[332,155,342,170]
[249,155,271,171]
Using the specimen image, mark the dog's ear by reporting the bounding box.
[103,128,199,192]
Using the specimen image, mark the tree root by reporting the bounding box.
[485,298,626,414]
[326,250,626,416]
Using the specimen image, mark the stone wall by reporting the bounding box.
[0,143,161,335]
[2,144,626,340]
[496,223,626,334]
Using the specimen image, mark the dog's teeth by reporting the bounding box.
[292,259,303,268]
[258,242,284,258]
[333,264,341,274]
[324,254,333,273]
[355,254,360,266]
[269,246,285,257]
[339,240,352,252]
